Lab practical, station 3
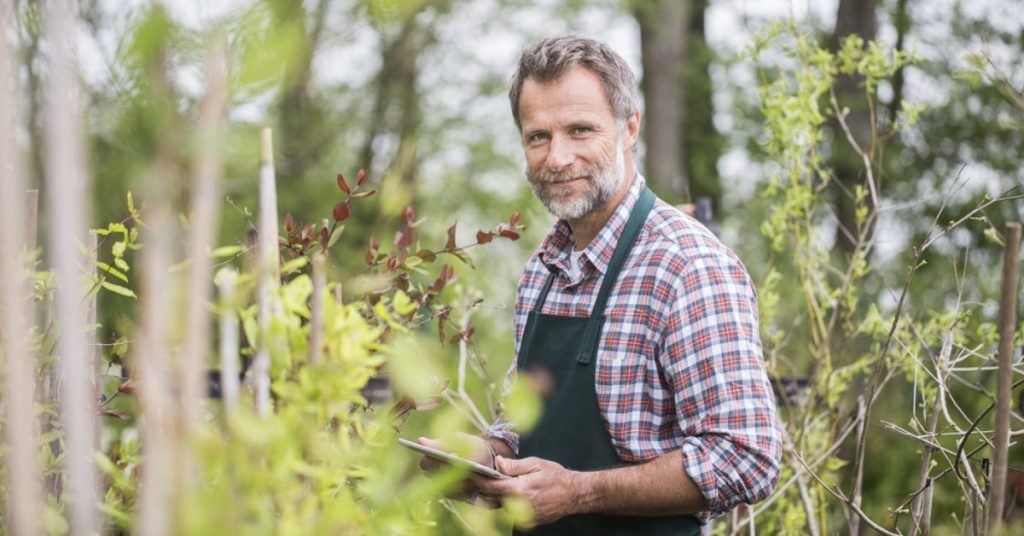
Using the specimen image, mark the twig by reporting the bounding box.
[792,452,901,536]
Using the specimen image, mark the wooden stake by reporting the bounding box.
[254,127,279,417]
[987,222,1021,532]
[135,208,175,536]
[217,269,240,415]
[181,38,227,429]
[43,0,99,532]
[1,4,42,530]
[85,232,100,451]
[308,253,326,365]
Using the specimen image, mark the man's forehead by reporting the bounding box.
[519,67,615,119]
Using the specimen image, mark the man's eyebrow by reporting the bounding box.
[523,127,548,138]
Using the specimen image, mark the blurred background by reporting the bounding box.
[3,0,1024,533]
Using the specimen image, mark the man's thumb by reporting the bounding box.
[495,456,538,477]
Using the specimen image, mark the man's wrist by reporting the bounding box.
[569,470,599,516]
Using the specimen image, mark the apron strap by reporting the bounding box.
[576,188,655,364]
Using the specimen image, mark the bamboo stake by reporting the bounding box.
[181,38,227,429]
[135,208,175,536]
[308,252,326,365]
[1,4,42,530]
[987,222,1021,532]
[218,269,240,414]
[85,232,100,451]
[254,128,280,417]
[43,0,99,532]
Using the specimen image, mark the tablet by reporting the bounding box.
[399,438,508,479]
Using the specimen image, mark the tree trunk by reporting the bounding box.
[830,0,878,255]
[683,0,722,211]
[633,0,693,202]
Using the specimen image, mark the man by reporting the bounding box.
[419,35,781,534]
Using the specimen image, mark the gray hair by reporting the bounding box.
[509,35,640,131]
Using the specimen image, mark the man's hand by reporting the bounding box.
[415,433,500,505]
[473,456,585,526]
[415,433,493,473]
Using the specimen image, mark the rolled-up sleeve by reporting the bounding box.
[660,253,782,517]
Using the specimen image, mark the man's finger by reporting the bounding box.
[417,437,448,471]
[495,456,543,477]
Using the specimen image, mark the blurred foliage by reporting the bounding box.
[3,0,1024,533]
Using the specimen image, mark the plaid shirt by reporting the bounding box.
[486,176,781,520]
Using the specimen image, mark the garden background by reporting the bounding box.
[1,0,1023,534]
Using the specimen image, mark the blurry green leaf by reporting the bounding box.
[281,256,308,275]
[504,377,541,434]
[210,245,245,258]
[95,261,129,283]
[328,225,345,248]
[101,281,137,299]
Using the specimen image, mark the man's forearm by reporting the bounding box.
[572,449,708,517]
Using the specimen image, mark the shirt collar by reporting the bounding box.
[538,174,647,278]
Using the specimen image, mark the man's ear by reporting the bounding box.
[624,110,641,151]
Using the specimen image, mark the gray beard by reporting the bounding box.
[528,143,626,221]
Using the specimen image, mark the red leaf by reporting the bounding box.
[337,173,351,194]
[319,227,329,250]
[333,201,351,222]
[385,255,398,271]
[415,249,436,262]
[510,211,521,226]
[476,230,493,244]
[284,213,294,233]
[442,264,454,282]
[449,332,463,344]
[395,228,413,251]
[369,236,379,251]
[302,223,314,238]
[365,249,374,265]
[499,229,520,240]
[446,223,457,250]
[356,168,368,186]
[403,205,415,226]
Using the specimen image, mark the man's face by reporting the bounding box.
[518,66,634,221]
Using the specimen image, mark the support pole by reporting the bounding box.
[1,4,42,530]
[43,0,99,532]
[218,269,241,415]
[987,222,1021,532]
[254,128,279,417]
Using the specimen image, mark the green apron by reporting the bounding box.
[514,188,701,535]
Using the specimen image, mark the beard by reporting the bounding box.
[527,141,626,221]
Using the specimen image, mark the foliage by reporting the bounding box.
[734,18,1024,535]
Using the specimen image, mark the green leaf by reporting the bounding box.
[101,281,137,299]
[95,261,129,283]
[114,257,130,272]
[210,245,245,258]
[280,256,308,275]
[111,241,127,258]
[126,191,135,214]
[327,225,345,248]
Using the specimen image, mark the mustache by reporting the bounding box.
[529,166,592,184]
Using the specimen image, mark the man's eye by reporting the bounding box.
[571,127,592,135]
[528,133,549,143]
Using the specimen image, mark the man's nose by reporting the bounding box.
[544,135,575,171]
